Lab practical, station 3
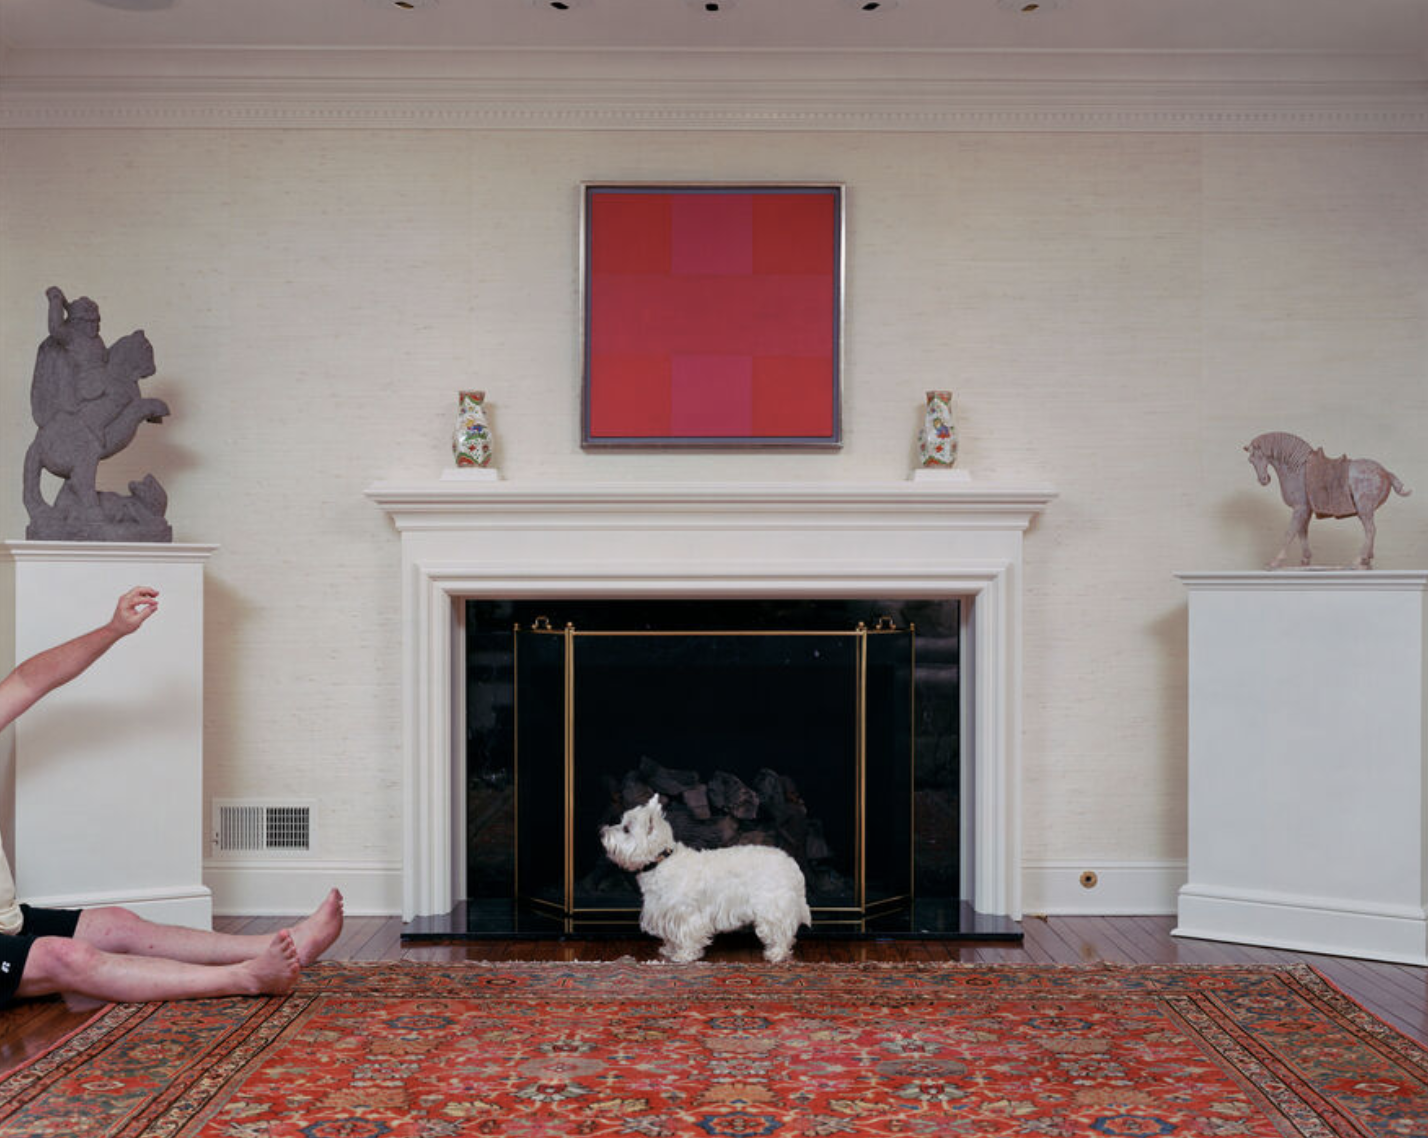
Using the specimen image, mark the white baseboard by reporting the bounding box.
[1175,884,1428,966]
[1023,860,1186,915]
[203,859,1185,921]
[204,860,402,917]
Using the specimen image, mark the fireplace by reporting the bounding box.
[466,598,944,927]
[367,479,1055,928]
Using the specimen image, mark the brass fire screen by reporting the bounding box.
[513,618,915,924]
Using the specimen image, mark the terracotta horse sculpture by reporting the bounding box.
[1245,432,1411,569]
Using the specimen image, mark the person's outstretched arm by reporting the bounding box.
[0,586,158,731]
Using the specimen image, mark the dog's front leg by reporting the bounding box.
[649,908,713,963]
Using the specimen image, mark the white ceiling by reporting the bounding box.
[0,0,1425,58]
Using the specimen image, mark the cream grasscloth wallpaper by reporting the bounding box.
[2,122,1424,912]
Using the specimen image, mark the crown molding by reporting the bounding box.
[2,49,1425,133]
[3,75,1425,133]
[5,46,1426,83]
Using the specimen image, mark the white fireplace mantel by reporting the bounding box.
[367,479,1056,923]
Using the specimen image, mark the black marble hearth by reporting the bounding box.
[404,898,1021,942]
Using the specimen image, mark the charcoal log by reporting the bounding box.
[639,756,700,795]
[707,771,760,820]
[668,811,739,849]
[681,783,711,820]
[776,814,809,855]
[619,772,655,811]
[755,768,812,826]
[607,762,833,868]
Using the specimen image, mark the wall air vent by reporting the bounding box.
[213,800,314,856]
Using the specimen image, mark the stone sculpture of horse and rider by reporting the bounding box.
[1245,431,1411,570]
[22,286,172,542]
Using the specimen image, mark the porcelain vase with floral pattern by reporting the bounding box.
[453,390,493,468]
[918,390,958,467]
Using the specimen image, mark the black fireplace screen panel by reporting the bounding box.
[513,629,566,911]
[865,627,915,905]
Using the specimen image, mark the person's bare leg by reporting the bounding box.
[74,889,344,967]
[16,930,301,1004]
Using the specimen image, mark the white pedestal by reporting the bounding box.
[3,542,217,929]
[1175,570,1428,965]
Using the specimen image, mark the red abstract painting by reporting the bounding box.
[582,184,843,447]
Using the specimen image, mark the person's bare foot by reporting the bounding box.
[244,929,301,995]
[290,888,344,965]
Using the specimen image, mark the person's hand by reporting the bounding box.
[109,586,159,636]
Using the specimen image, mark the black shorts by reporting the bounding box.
[0,905,81,1006]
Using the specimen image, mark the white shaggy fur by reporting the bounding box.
[600,795,812,963]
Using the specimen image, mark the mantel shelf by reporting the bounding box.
[366,480,1058,532]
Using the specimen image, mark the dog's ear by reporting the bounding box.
[646,792,662,813]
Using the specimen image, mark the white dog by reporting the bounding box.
[599,795,812,963]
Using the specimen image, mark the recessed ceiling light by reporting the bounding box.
[842,0,899,11]
[684,0,738,13]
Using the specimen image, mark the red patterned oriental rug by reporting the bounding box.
[0,961,1425,1137]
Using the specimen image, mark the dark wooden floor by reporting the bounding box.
[2,915,1424,1077]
